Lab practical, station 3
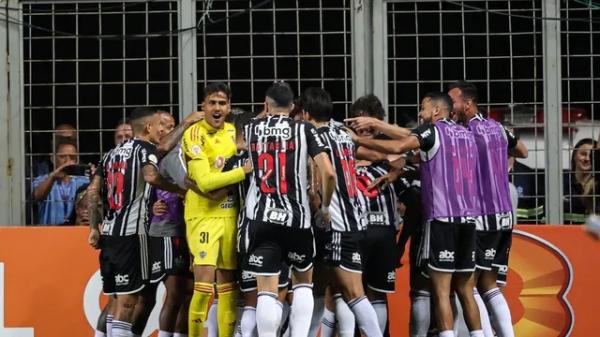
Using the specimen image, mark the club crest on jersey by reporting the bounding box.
[254,122,292,140]
[215,156,225,168]
[192,145,201,155]
[199,251,207,259]
[265,208,290,225]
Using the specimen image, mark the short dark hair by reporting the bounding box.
[228,108,255,139]
[55,137,78,153]
[299,87,333,122]
[448,80,479,103]
[203,82,232,101]
[423,92,453,113]
[265,81,295,108]
[350,94,385,120]
[130,106,161,133]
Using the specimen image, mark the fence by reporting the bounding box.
[0,0,598,224]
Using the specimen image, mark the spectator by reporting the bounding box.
[33,123,78,177]
[31,139,90,225]
[114,122,133,145]
[564,138,596,224]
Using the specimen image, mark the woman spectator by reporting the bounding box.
[564,138,597,224]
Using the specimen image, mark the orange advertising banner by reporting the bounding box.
[0,226,598,336]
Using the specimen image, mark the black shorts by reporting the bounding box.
[237,217,251,254]
[421,220,476,273]
[238,257,291,292]
[494,231,512,286]
[246,220,315,275]
[362,227,399,293]
[148,235,192,283]
[313,227,331,263]
[100,234,149,295]
[323,230,365,273]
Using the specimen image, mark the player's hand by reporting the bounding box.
[184,111,205,125]
[88,228,100,249]
[344,116,381,132]
[153,199,168,216]
[242,159,253,174]
[388,156,406,170]
[51,162,75,180]
[369,171,400,190]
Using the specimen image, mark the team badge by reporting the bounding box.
[192,145,201,155]
[148,154,158,164]
[199,251,207,259]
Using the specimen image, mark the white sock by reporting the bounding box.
[308,296,324,337]
[370,300,387,334]
[280,301,291,332]
[112,320,133,337]
[347,296,383,337]
[95,331,107,337]
[256,292,283,337]
[470,330,485,337]
[173,334,188,337]
[241,306,257,337]
[207,300,219,337]
[320,308,335,337]
[483,288,514,337]
[289,284,314,337]
[409,290,430,337]
[474,289,494,337]
[235,300,245,337]
[439,330,455,337]
[106,314,114,337]
[158,331,174,337]
[333,294,356,337]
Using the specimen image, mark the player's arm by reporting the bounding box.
[143,164,186,196]
[504,126,528,158]
[87,174,103,249]
[345,116,412,139]
[355,136,420,155]
[187,156,251,194]
[156,111,204,157]
[313,152,336,210]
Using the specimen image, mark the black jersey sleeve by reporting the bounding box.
[305,122,329,158]
[223,151,248,171]
[411,123,437,152]
[138,141,159,169]
[503,126,519,150]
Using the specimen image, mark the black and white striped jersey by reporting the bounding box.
[223,150,250,228]
[97,138,159,236]
[244,115,328,229]
[355,162,403,230]
[317,121,366,232]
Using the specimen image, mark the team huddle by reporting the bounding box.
[87,80,527,337]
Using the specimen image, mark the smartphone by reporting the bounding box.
[62,164,90,177]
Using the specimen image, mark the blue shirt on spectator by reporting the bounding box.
[32,175,90,225]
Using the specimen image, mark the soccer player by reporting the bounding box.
[349,95,405,334]
[87,107,186,337]
[243,82,336,337]
[448,81,527,337]
[182,83,252,337]
[356,92,484,337]
[301,87,382,337]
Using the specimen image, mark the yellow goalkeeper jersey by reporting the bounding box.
[182,119,245,219]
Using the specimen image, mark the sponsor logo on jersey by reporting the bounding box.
[254,123,292,140]
[215,156,225,169]
[248,254,264,267]
[438,250,455,262]
[352,252,362,264]
[387,271,396,282]
[497,265,508,274]
[485,248,497,260]
[367,212,387,225]
[114,274,130,286]
[152,261,162,273]
[287,252,306,263]
[265,208,290,225]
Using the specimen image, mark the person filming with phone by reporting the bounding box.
[32,138,90,225]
